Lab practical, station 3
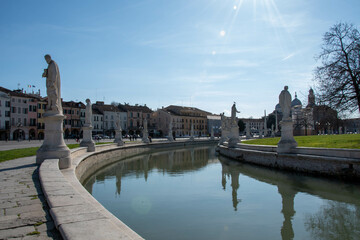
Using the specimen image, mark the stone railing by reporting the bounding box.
[217,143,360,180]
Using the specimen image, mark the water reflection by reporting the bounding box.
[86,147,212,196]
[305,201,360,240]
[218,155,360,240]
[84,146,360,240]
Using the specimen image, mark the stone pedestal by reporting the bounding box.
[80,125,95,152]
[36,113,71,169]
[114,130,124,146]
[277,119,297,154]
[228,126,240,148]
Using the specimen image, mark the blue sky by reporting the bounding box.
[0,0,359,118]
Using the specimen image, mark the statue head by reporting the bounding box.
[44,54,52,64]
[284,86,288,91]
[86,99,91,104]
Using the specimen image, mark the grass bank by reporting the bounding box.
[243,134,360,149]
[0,142,113,163]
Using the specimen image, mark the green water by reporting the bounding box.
[83,146,360,240]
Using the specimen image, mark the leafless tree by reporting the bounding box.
[314,22,360,114]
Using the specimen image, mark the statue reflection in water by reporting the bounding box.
[219,156,297,240]
[220,158,241,211]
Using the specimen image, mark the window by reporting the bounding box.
[6,101,10,107]
[33,106,36,111]
[5,111,10,117]
[38,113,41,118]
[12,98,15,102]
[23,118,27,126]
[43,104,46,109]
[38,103,41,109]
[23,108,28,114]
[11,107,16,113]
[29,105,32,112]
[0,100,1,106]
[23,99,27,103]
[18,107,21,113]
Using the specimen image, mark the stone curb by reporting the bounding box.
[217,144,360,180]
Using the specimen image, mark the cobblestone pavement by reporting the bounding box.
[0,156,62,240]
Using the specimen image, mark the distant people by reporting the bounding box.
[148,135,152,143]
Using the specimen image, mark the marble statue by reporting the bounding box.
[85,99,92,126]
[279,86,292,120]
[142,119,150,143]
[210,127,214,140]
[231,102,240,124]
[42,55,62,114]
[80,99,95,151]
[168,119,174,142]
[114,114,124,146]
[189,123,194,141]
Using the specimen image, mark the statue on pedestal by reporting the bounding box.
[277,86,297,153]
[80,99,95,151]
[114,113,124,146]
[37,55,71,168]
[189,123,195,141]
[228,103,240,147]
[142,118,150,143]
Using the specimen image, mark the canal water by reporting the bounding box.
[83,146,360,240]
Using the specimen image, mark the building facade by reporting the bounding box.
[0,87,11,140]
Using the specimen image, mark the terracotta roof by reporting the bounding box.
[0,86,12,94]
[93,103,121,114]
[120,104,153,113]
[165,105,211,117]
[91,107,103,115]
[62,101,85,109]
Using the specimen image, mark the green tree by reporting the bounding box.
[238,119,245,132]
[314,22,360,114]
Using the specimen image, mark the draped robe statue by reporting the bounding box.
[43,55,62,113]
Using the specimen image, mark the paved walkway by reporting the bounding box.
[0,156,62,239]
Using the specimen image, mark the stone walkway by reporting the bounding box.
[0,156,62,240]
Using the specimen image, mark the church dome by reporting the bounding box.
[291,93,302,108]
